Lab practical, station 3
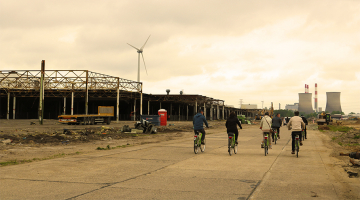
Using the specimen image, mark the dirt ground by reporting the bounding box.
[0,119,231,164]
[1,119,360,177]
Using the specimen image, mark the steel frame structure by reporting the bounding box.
[0,70,142,97]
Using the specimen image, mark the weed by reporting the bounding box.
[354,135,360,139]
[332,137,337,141]
[338,142,343,146]
[328,125,353,133]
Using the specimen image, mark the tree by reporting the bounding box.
[274,110,294,117]
[331,111,344,115]
[349,112,355,115]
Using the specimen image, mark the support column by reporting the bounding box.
[85,70,88,115]
[134,99,136,121]
[178,105,181,121]
[204,103,206,118]
[71,92,74,115]
[160,102,162,109]
[222,105,225,120]
[195,101,197,114]
[210,104,213,120]
[116,88,119,122]
[63,97,66,115]
[39,60,45,125]
[217,105,219,120]
[170,103,172,120]
[13,96,16,119]
[186,105,189,121]
[140,84,143,116]
[7,92,10,120]
[148,101,150,115]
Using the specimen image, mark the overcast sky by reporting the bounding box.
[1,0,359,114]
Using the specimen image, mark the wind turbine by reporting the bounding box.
[127,35,151,83]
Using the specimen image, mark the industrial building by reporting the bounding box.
[285,103,299,111]
[0,70,262,121]
[325,92,342,113]
[298,93,314,114]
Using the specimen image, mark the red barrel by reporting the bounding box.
[158,109,167,126]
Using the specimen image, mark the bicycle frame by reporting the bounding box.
[194,132,202,146]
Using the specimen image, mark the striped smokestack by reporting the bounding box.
[305,84,307,93]
[315,83,318,112]
[307,84,309,93]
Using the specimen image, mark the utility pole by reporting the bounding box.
[39,60,45,125]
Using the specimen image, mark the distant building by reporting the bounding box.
[319,107,322,112]
[285,103,299,111]
[240,104,257,109]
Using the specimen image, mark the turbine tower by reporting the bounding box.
[127,35,151,85]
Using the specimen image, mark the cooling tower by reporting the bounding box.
[325,92,342,113]
[298,93,314,114]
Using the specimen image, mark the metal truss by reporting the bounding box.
[0,70,142,97]
[144,94,225,106]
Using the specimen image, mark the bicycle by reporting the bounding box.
[194,131,205,154]
[263,133,270,156]
[228,132,238,156]
[295,134,300,158]
[272,128,278,145]
[302,129,305,141]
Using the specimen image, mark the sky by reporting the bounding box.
[1,0,360,114]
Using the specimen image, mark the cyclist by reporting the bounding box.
[301,114,308,139]
[225,112,242,144]
[287,111,305,154]
[193,109,209,144]
[260,112,272,148]
[271,113,282,141]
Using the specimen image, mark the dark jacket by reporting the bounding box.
[226,116,242,133]
[301,116,308,125]
[271,116,282,128]
[193,113,209,130]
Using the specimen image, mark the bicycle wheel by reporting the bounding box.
[296,141,299,158]
[194,140,199,154]
[264,139,267,156]
[201,139,206,152]
[234,140,238,154]
[228,139,233,156]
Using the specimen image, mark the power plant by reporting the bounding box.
[325,92,342,113]
[298,93,314,114]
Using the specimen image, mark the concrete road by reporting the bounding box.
[1,126,359,199]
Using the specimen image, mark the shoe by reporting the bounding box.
[305,138,307,139]
[291,151,295,154]
[272,140,274,142]
[201,141,205,145]
[235,141,238,144]
[300,142,303,146]
[278,135,280,139]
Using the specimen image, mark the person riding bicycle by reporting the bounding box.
[260,112,272,148]
[301,115,308,139]
[225,112,242,144]
[287,111,305,154]
[193,109,209,144]
[271,113,282,141]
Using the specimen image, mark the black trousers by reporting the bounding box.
[303,126,307,138]
[194,129,206,141]
[271,127,280,140]
[292,131,302,151]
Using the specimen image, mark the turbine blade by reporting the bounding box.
[127,43,140,51]
[141,53,148,76]
[140,35,151,50]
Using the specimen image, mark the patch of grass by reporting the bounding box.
[97,144,132,150]
[332,137,337,141]
[354,135,360,139]
[319,129,325,132]
[345,143,360,146]
[338,142,343,146]
[1,152,82,167]
[328,125,353,133]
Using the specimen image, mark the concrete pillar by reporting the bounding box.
[71,92,74,115]
[179,105,181,121]
[140,91,143,116]
[186,105,189,120]
[134,99,136,121]
[222,105,225,120]
[170,103,172,120]
[217,105,219,120]
[63,97,66,115]
[160,102,162,109]
[195,101,197,114]
[85,71,88,115]
[204,103,206,118]
[210,104,213,120]
[7,92,10,120]
[148,101,150,115]
[13,96,16,119]
[116,88,119,122]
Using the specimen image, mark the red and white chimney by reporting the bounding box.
[305,84,307,93]
[315,83,318,112]
[307,84,309,93]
